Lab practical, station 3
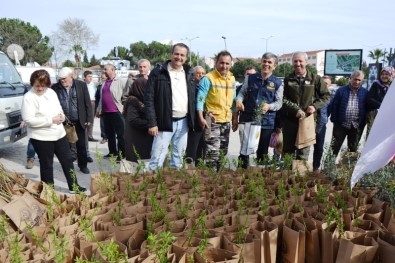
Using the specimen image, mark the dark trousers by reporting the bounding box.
[331,124,363,157]
[102,112,125,157]
[185,129,205,165]
[72,122,88,168]
[100,117,107,139]
[313,125,327,170]
[31,136,77,190]
[282,119,310,160]
[239,128,273,168]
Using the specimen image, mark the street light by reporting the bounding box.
[182,36,199,66]
[222,36,227,50]
[261,35,274,52]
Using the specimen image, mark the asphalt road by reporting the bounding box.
[0,118,340,195]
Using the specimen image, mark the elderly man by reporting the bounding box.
[235,52,283,168]
[186,66,207,165]
[197,50,237,171]
[96,64,128,161]
[330,70,367,157]
[124,59,151,94]
[145,43,195,171]
[52,67,93,174]
[281,51,330,160]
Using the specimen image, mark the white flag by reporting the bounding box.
[351,81,395,188]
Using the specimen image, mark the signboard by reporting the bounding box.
[324,49,363,76]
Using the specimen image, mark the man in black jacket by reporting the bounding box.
[145,43,195,171]
[52,67,94,174]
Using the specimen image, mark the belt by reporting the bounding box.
[172,116,187,121]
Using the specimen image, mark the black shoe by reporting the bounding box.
[69,185,87,194]
[87,157,93,163]
[103,154,111,159]
[80,167,90,174]
[88,137,98,142]
[71,157,77,162]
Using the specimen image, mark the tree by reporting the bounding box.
[368,48,386,63]
[62,59,75,67]
[89,54,100,67]
[129,41,171,67]
[232,59,260,81]
[52,18,99,68]
[274,63,293,77]
[306,64,317,75]
[335,77,349,86]
[0,18,53,65]
[82,51,89,67]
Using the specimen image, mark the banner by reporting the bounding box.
[351,81,395,188]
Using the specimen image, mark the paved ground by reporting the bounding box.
[0,118,340,195]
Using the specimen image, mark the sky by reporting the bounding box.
[1,0,394,64]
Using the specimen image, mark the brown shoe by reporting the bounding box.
[26,158,34,169]
[100,138,108,144]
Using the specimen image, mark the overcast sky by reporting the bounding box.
[1,0,394,63]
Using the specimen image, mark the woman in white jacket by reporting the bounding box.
[22,69,86,193]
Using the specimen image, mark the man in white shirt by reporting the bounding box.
[144,43,195,171]
[84,70,98,142]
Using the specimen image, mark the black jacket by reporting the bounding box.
[52,79,93,127]
[144,61,195,132]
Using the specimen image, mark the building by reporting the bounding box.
[278,50,326,76]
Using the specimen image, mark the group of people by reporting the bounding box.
[21,42,394,193]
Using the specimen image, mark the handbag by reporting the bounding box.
[63,116,78,144]
[240,122,261,155]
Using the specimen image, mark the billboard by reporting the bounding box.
[324,49,363,76]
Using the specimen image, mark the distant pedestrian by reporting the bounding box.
[95,72,108,144]
[84,70,98,142]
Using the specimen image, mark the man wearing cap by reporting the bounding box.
[96,64,129,161]
[52,67,94,174]
[330,70,368,157]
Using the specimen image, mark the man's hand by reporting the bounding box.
[148,126,158,137]
[296,110,306,119]
[262,103,270,113]
[305,105,316,115]
[236,101,245,111]
[198,117,207,129]
[232,120,238,132]
[95,112,100,118]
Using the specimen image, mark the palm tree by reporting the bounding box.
[368,48,386,63]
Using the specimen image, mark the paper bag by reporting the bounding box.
[377,230,395,263]
[250,220,278,263]
[240,122,261,155]
[282,218,306,263]
[295,114,316,149]
[335,234,378,263]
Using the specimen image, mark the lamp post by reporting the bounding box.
[222,36,227,50]
[261,35,274,52]
[182,36,199,66]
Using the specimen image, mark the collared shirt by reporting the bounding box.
[168,64,188,118]
[86,82,96,100]
[343,87,360,129]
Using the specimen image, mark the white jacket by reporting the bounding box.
[22,88,66,141]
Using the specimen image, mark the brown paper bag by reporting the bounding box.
[296,217,320,263]
[2,193,46,230]
[335,234,378,263]
[377,230,395,263]
[282,218,306,263]
[249,220,278,263]
[194,248,239,263]
[318,222,340,263]
[295,114,316,149]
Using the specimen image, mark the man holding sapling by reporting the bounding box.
[280,51,330,160]
[235,52,284,168]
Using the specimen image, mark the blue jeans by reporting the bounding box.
[149,118,189,171]
[27,139,36,159]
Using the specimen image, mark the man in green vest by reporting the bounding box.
[196,50,237,171]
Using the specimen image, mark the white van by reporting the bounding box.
[15,66,57,85]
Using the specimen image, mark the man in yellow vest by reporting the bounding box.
[197,50,237,171]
